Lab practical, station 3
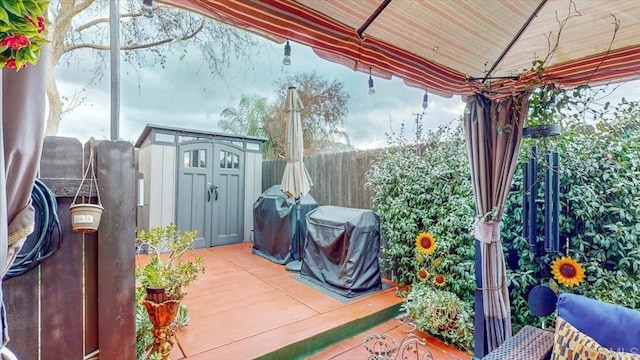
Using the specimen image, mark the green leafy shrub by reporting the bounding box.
[135,223,204,359]
[365,122,476,349]
[401,282,474,351]
[136,223,206,300]
[366,122,475,302]
[503,91,640,330]
[367,90,640,341]
[503,97,640,325]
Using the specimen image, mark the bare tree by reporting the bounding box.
[46,0,257,135]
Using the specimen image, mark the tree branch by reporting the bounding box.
[180,19,205,41]
[75,12,145,33]
[66,18,204,53]
[64,38,173,52]
[71,0,96,20]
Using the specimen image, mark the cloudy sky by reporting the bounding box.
[55,15,639,150]
[55,26,467,149]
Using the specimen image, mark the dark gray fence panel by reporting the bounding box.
[4,137,135,360]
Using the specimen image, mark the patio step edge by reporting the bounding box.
[256,302,402,360]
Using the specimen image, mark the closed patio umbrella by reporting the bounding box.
[281,86,313,199]
[280,87,313,271]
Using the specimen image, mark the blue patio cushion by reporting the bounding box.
[557,293,640,353]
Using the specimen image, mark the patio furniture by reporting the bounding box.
[551,293,640,358]
[300,205,382,298]
[484,293,640,359]
[252,185,318,264]
[364,332,434,360]
[482,325,553,360]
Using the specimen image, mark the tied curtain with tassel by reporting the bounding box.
[463,92,530,356]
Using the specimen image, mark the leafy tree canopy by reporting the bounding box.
[219,72,351,159]
[265,71,350,158]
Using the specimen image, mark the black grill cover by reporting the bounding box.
[252,185,318,264]
[300,206,382,298]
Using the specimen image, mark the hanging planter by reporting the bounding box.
[70,140,103,233]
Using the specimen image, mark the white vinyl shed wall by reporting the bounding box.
[138,143,176,230]
[135,124,265,243]
[244,151,263,242]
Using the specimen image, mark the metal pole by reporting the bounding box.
[109,0,120,141]
[522,162,529,240]
[544,151,552,251]
[552,152,560,252]
[528,146,538,247]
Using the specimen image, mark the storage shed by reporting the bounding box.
[135,124,266,248]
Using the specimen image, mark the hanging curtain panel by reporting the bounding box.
[463,92,530,355]
[0,50,48,344]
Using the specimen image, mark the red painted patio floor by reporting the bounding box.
[166,243,471,359]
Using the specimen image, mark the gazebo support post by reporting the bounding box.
[473,240,488,359]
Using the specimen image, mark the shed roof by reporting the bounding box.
[134,123,267,148]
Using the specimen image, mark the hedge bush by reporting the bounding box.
[365,123,476,303]
[367,92,640,345]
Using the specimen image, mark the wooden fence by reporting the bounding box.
[262,149,383,210]
[4,137,136,360]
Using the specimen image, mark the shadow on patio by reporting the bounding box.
[168,243,471,359]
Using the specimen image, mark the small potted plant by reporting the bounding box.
[136,223,205,302]
[135,223,205,360]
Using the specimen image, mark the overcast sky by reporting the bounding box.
[55,19,639,150]
[55,29,468,149]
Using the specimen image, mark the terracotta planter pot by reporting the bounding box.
[142,299,181,360]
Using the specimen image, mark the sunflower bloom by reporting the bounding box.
[416,233,436,255]
[433,274,446,287]
[551,256,586,288]
[417,269,429,281]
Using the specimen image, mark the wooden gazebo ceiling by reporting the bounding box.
[161,0,640,96]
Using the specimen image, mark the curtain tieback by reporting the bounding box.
[474,218,500,243]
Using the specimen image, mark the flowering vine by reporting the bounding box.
[0,0,50,70]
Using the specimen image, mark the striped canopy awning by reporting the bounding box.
[160,0,640,96]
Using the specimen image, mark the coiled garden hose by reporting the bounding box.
[4,179,62,280]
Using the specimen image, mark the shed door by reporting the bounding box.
[212,143,244,246]
[176,142,212,249]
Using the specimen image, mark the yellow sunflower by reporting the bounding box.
[433,274,446,287]
[416,232,436,255]
[417,269,429,281]
[551,256,586,288]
